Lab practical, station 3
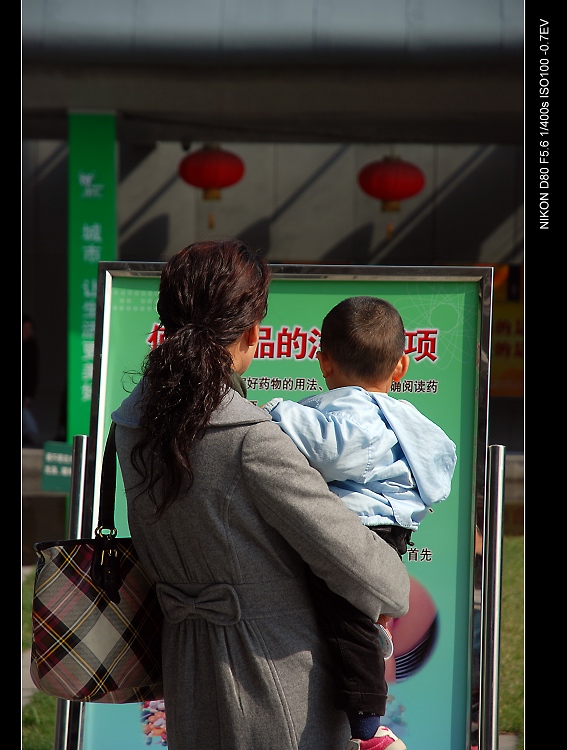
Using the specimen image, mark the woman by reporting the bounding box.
[111,239,410,750]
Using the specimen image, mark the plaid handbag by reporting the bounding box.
[29,423,164,703]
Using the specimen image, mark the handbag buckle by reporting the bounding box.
[92,528,122,603]
[95,526,118,539]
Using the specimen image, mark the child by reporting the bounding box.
[262,296,457,750]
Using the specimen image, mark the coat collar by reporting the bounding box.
[112,377,270,429]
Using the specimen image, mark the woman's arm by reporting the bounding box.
[241,420,410,621]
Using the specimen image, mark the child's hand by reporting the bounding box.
[261,398,283,413]
[375,616,394,660]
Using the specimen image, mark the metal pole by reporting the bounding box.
[53,435,89,750]
[67,435,89,538]
[479,444,506,750]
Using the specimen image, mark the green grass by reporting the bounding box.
[21,692,57,750]
[22,537,524,748]
[498,535,524,748]
[22,570,58,750]
[22,570,35,652]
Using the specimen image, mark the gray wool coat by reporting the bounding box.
[112,382,410,750]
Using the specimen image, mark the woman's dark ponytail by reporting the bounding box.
[131,239,271,517]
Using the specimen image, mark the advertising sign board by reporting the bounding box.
[69,262,492,750]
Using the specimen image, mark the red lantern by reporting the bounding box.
[357,156,425,212]
[178,144,245,200]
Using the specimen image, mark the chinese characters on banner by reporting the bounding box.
[147,321,441,400]
[67,114,117,440]
[40,442,73,493]
[489,264,524,398]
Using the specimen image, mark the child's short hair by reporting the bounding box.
[320,296,406,381]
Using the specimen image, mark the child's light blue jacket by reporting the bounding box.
[263,386,457,531]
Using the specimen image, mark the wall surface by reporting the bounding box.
[21,0,524,451]
[22,137,524,450]
[22,0,524,145]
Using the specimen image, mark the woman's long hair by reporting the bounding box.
[131,239,271,517]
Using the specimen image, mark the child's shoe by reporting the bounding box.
[346,725,407,750]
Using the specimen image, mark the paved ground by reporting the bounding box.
[22,566,37,709]
[22,648,37,708]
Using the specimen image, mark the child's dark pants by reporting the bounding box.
[307,525,412,715]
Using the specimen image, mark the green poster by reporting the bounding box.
[67,113,117,441]
[79,263,492,750]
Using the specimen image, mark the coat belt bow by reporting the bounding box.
[156,582,242,625]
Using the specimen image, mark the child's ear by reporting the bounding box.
[316,350,333,378]
[392,354,410,383]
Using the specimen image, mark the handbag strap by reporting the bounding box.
[96,422,118,534]
[92,421,122,602]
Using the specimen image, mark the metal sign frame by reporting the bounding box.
[56,261,498,750]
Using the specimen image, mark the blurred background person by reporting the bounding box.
[22,312,40,447]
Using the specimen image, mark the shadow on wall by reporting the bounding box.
[239,218,271,254]
[321,224,375,264]
[487,400,523,454]
[120,215,170,261]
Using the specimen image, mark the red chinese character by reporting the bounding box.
[406,329,438,362]
[255,326,274,359]
[276,327,297,358]
[147,323,165,350]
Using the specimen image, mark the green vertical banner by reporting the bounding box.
[67,113,117,441]
[78,263,492,750]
